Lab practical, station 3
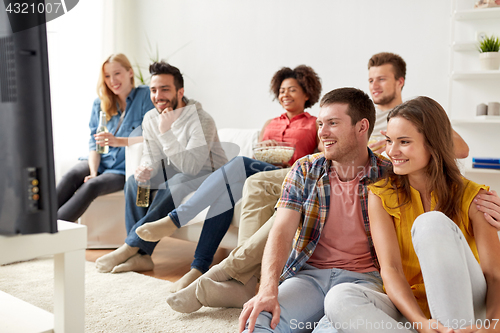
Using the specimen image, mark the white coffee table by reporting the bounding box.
[0,220,87,333]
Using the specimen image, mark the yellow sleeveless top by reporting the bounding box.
[369,178,488,318]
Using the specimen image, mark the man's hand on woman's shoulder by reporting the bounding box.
[474,190,500,230]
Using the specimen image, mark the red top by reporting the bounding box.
[261,112,317,164]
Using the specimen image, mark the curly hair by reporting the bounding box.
[270,65,322,109]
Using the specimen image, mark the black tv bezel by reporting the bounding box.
[0,1,58,235]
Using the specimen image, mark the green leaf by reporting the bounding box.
[478,35,500,53]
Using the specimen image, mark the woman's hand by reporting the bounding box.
[87,151,100,182]
[84,173,97,183]
[94,132,125,147]
[258,139,280,147]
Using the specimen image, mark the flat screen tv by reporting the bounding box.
[0,2,58,234]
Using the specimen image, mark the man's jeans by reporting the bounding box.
[243,264,383,333]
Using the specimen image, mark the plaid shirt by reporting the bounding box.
[276,150,391,282]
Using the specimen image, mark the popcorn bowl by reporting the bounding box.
[253,142,295,165]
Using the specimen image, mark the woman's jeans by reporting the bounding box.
[319,211,487,333]
[169,156,277,272]
[57,160,125,222]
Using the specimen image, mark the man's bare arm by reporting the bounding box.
[238,208,301,333]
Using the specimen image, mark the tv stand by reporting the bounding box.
[0,220,87,333]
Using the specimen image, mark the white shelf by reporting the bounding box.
[464,167,500,174]
[452,41,477,52]
[452,117,500,125]
[0,291,53,333]
[452,70,500,80]
[451,1,500,192]
[454,7,500,20]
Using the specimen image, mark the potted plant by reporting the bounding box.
[478,35,500,70]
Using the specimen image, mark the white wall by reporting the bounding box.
[47,1,105,181]
[112,0,452,129]
[48,0,455,178]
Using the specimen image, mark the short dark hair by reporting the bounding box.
[368,52,406,81]
[320,87,376,137]
[270,65,322,109]
[149,61,184,90]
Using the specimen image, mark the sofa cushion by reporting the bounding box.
[217,128,260,159]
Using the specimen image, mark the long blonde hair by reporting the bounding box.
[385,96,464,223]
[97,54,134,121]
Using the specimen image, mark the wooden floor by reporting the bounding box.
[85,237,230,282]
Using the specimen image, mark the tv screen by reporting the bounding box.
[0,1,58,234]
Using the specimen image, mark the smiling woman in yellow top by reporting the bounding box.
[370,174,484,320]
[362,96,500,333]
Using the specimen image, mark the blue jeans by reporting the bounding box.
[169,156,277,272]
[124,165,211,255]
[243,264,383,333]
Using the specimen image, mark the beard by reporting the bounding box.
[156,95,179,113]
[325,143,361,164]
[323,132,361,164]
[374,91,396,108]
[170,95,179,110]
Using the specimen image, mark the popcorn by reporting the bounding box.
[253,146,295,164]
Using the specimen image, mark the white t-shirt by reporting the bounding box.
[371,108,391,137]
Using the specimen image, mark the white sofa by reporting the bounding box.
[79,128,260,249]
